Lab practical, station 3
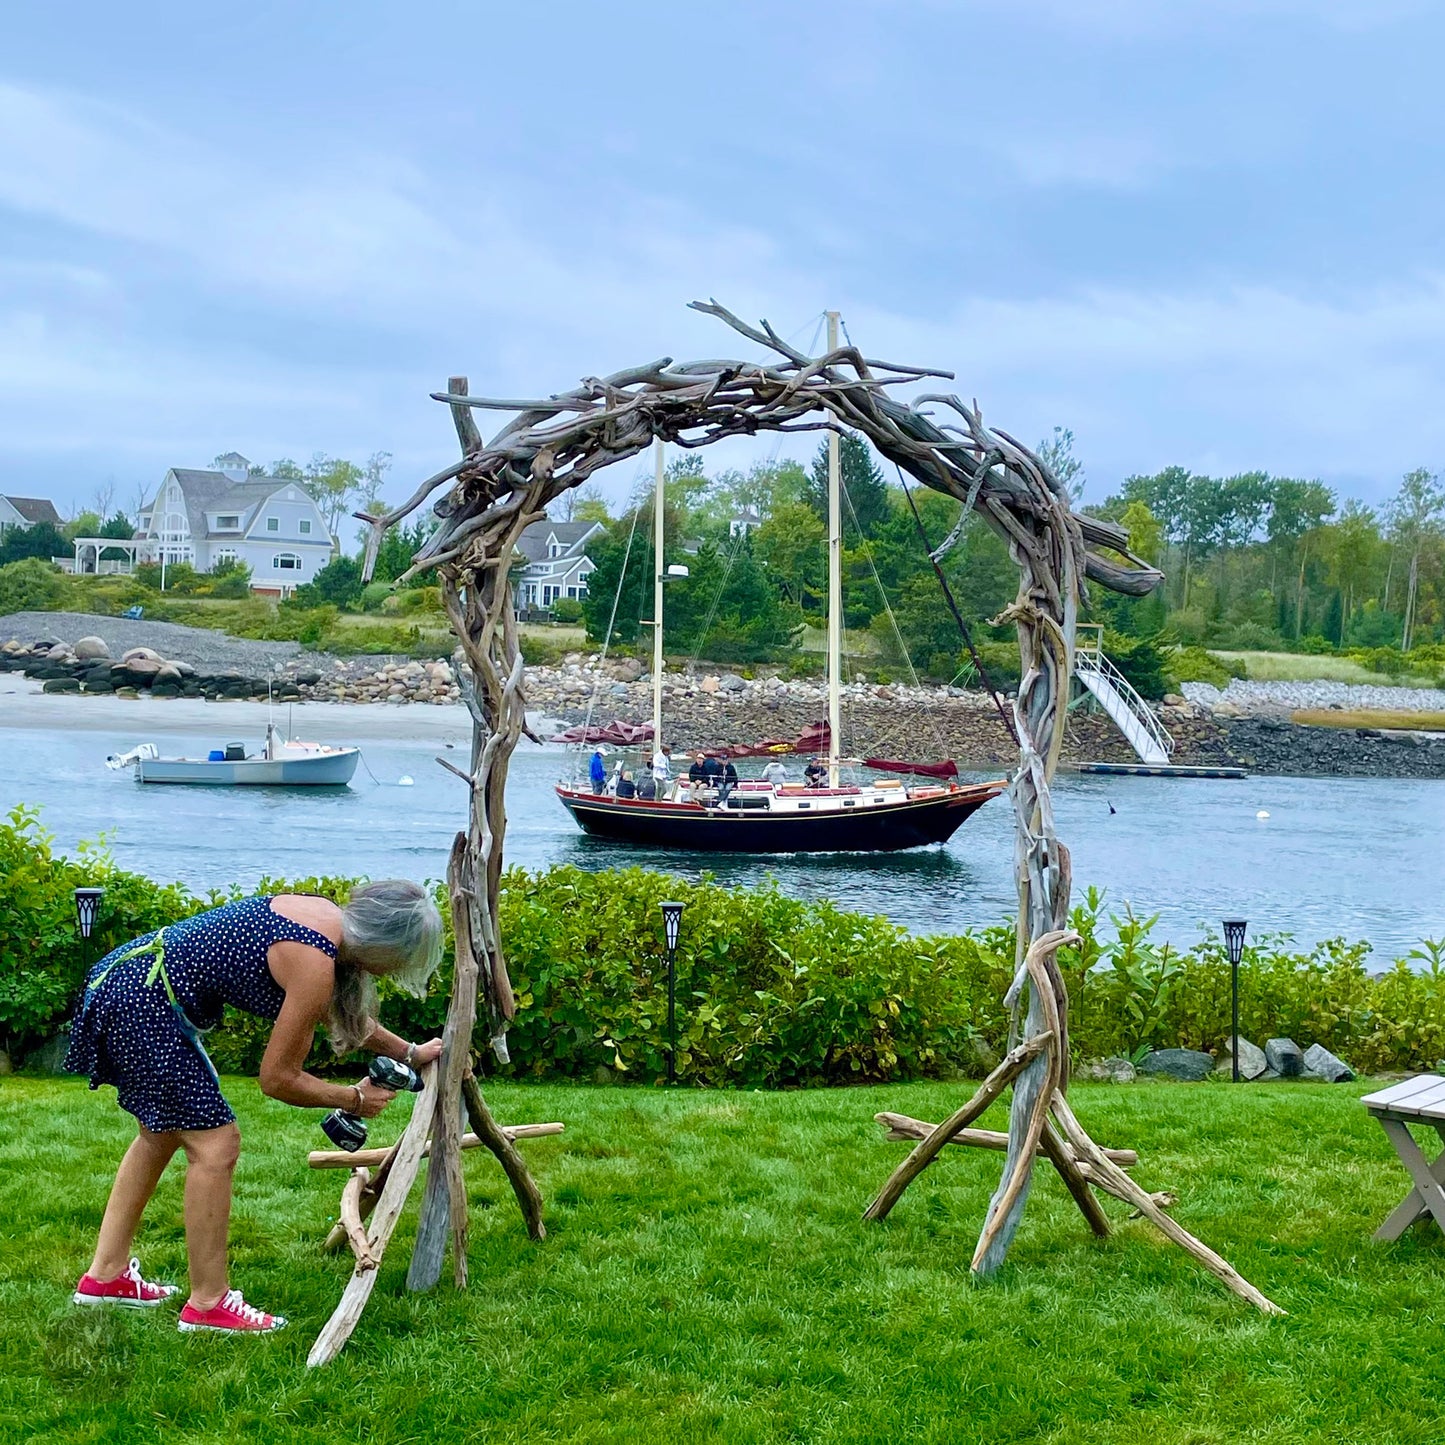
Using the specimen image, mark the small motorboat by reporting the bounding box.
[108,724,360,787]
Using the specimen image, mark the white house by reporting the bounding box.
[512,519,604,610]
[133,455,334,597]
[0,494,62,534]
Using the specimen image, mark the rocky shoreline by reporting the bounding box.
[6,617,1445,779]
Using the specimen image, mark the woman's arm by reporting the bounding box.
[259,944,395,1114]
[362,1022,443,1068]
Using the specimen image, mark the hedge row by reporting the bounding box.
[3,806,1443,1084]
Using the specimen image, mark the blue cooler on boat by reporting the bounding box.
[208,749,225,762]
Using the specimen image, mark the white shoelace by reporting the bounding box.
[222,1289,268,1325]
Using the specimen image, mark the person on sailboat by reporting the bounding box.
[616,769,637,800]
[762,759,789,788]
[804,757,827,789]
[687,752,708,801]
[636,769,657,801]
[719,759,739,804]
[651,744,672,782]
[610,760,626,796]
[589,749,606,794]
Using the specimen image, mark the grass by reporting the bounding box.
[1293,708,1445,732]
[1214,650,1441,688]
[4,1077,1445,1444]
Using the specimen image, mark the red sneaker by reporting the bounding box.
[177,1289,286,1334]
[73,1257,178,1309]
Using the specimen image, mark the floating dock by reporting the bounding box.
[1074,762,1247,779]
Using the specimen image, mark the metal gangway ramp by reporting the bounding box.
[1074,625,1174,766]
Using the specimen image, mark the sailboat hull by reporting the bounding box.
[556,782,1004,854]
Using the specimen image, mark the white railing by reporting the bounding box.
[1074,626,1174,765]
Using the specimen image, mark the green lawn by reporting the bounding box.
[1213,650,1440,688]
[4,1076,1444,1444]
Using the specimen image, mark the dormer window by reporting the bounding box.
[266,517,279,532]
[299,519,312,535]
[549,542,563,557]
[215,514,239,529]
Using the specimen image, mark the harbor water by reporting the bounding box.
[2,694,1442,960]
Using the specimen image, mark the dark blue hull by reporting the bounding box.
[556,782,1004,854]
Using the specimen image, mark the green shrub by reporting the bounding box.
[0,558,71,615]
[1167,646,1238,689]
[1103,631,1169,700]
[517,632,569,667]
[360,581,393,613]
[1353,646,1408,677]
[293,556,363,610]
[205,561,253,599]
[395,585,442,615]
[1298,634,1336,654]
[552,597,584,624]
[8,811,1445,1082]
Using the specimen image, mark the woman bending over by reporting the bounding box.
[66,881,443,1334]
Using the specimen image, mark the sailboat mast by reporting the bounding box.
[652,437,666,750]
[826,310,842,787]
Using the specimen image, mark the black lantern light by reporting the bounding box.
[74,887,104,940]
[1223,919,1248,1083]
[660,901,685,1084]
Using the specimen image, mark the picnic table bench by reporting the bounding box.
[1361,1075,1445,1241]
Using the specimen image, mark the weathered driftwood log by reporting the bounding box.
[463,1072,546,1243]
[309,1123,564,1171]
[338,1167,377,1270]
[307,1063,440,1367]
[875,1114,1138,1167]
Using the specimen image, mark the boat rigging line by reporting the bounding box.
[893,462,1018,747]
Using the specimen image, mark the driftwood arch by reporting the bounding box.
[312,301,1275,1362]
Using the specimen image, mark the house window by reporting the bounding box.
[216,515,239,529]
[274,553,301,571]
[567,586,579,599]
[524,584,537,604]
[549,543,562,557]
[299,519,312,534]
[214,548,238,567]
[266,517,279,532]
[543,585,559,606]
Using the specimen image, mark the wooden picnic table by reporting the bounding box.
[1361,1075,1445,1241]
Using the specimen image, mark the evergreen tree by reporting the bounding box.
[805,433,889,537]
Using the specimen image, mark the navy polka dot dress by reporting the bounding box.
[65,896,338,1133]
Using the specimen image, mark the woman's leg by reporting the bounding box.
[89,1126,183,1280]
[178,1123,241,1310]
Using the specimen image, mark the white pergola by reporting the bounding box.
[71,537,157,575]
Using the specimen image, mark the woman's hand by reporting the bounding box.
[410,1038,444,1067]
[354,1079,396,1118]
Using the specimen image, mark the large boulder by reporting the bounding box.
[719,673,748,693]
[1077,1056,1137,1084]
[1265,1038,1305,1077]
[1137,1047,1215,1082]
[42,677,81,693]
[1214,1036,1269,1081]
[154,663,184,685]
[1303,1043,1355,1082]
[120,647,163,665]
[73,636,110,660]
[25,1030,70,1074]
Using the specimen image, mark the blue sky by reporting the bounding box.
[3,0,1444,518]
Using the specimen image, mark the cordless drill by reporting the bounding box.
[320,1056,424,1151]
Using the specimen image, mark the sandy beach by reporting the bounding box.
[0,676,482,743]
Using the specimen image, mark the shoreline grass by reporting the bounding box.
[1214,650,1441,688]
[1293,708,1445,732]
[4,1075,1445,1443]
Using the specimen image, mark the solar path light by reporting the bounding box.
[660,901,685,1084]
[1223,919,1248,1083]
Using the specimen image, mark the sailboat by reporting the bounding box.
[554,312,1006,854]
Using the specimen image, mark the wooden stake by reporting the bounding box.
[863,1032,1052,1223]
[307,1063,441,1367]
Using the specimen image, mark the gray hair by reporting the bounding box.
[328,879,444,1054]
